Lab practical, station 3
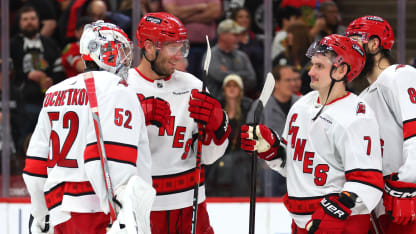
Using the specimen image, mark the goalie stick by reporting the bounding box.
[248,73,275,234]
[191,35,211,234]
[83,72,117,222]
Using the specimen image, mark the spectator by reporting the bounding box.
[230,6,264,93]
[162,0,222,78]
[261,65,300,196]
[271,6,302,61]
[86,0,131,35]
[10,6,65,144]
[309,1,346,41]
[206,19,256,100]
[61,17,92,78]
[10,0,58,38]
[273,22,313,94]
[292,67,302,96]
[206,74,255,196]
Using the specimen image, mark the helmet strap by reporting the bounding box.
[312,66,345,121]
[143,50,170,77]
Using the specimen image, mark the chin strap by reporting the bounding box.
[312,66,347,121]
[143,50,170,77]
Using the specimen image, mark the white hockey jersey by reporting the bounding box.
[23,71,151,226]
[127,68,228,211]
[267,91,383,228]
[360,64,416,183]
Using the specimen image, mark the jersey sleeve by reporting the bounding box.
[83,84,145,212]
[336,116,384,213]
[389,66,416,183]
[22,106,51,220]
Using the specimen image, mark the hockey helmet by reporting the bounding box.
[136,12,189,57]
[80,20,133,79]
[306,34,366,82]
[345,16,394,51]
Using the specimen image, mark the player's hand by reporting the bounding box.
[188,89,228,134]
[29,214,53,234]
[383,173,416,225]
[306,192,355,234]
[240,124,280,161]
[138,95,171,128]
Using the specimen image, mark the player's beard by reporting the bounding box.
[356,51,375,81]
[154,56,174,77]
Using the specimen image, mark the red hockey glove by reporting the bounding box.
[188,89,229,140]
[138,94,171,128]
[240,124,280,160]
[383,173,416,225]
[306,192,356,234]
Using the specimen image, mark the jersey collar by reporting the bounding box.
[317,92,351,105]
[134,67,172,83]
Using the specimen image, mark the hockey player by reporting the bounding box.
[241,34,384,233]
[23,21,154,233]
[128,12,231,233]
[345,16,416,232]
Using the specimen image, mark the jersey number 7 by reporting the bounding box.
[47,111,79,168]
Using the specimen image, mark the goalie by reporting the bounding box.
[23,21,154,234]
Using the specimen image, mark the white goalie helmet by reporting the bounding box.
[80,20,133,79]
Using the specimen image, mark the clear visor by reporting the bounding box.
[161,40,190,58]
[305,41,336,64]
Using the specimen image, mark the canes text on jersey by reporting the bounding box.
[288,113,329,186]
[43,89,89,107]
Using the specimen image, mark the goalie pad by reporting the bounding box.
[107,176,156,234]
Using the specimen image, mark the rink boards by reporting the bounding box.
[0,197,292,234]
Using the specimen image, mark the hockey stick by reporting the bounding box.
[83,72,117,222]
[248,73,275,234]
[191,35,211,234]
[370,211,384,234]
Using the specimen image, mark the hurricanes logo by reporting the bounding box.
[356,102,366,114]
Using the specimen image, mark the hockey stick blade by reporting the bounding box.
[201,35,211,91]
[258,72,275,108]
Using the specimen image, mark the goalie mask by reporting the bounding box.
[306,34,366,82]
[80,20,133,79]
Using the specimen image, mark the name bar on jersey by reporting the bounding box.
[43,88,89,107]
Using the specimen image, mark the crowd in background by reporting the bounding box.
[2,0,416,197]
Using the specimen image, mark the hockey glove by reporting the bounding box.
[29,214,53,234]
[240,124,280,161]
[138,94,171,128]
[383,173,416,225]
[306,192,356,234]
[188,89,229,140]
[107,176,156,234]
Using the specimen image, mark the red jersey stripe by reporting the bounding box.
[84,142,138,166]
[23,156,47,177]
[345,169,384,191]
[403,118,416,140]
[153,167,205,195]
